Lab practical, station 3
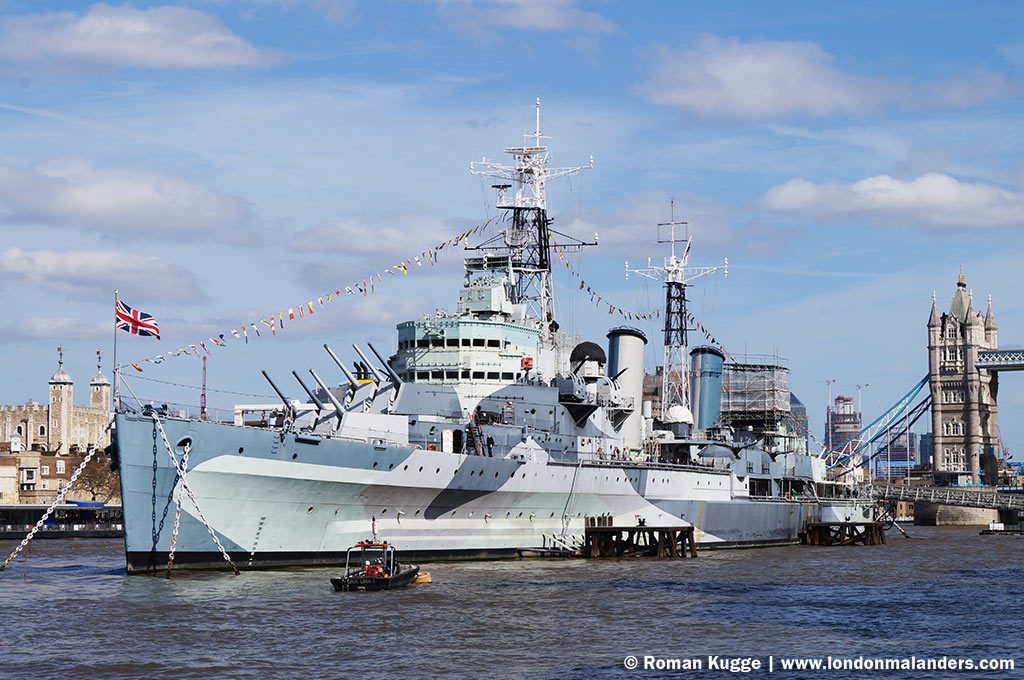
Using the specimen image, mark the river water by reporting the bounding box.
[2,526,1021,679]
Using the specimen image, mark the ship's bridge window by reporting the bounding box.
[431,338,444,348]
[501,372,513,381]
[473,371,485,379]
[487,339,500,348]
[473,338,485,347]
[461,339,471,347]
[461,370,471,379]
[446,339,459,348]
[487,372,499,380]
[417,371,429,380]
[431,370,443,380]
[417,339,429,348]
[445,370,459,380]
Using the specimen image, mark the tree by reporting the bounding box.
[73,451,121,503]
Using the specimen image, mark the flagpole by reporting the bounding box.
[112,289,118,412]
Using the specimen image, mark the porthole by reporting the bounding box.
[468,512,473,518]
[404,465,408,470]
[238,447,244,454]
[494,472,499,478]
[306,506,313,514]
[415,509,420,516]
[550,512,555,518]
[451,510,457,517]
[518,512,523,517]
[419,466,424,472]
[388,463,393,470]
[381,508,387,515]
[373,462,378,468]
[291,453,297,460]
[435,468,440,473]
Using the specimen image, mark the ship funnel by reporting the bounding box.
[353,345,384,383]
[606,327,647,450]
[689,345,725,431]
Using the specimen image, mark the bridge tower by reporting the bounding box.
[927,269,999,484]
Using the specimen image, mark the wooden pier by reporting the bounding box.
[800,522,886,546]
[582,524,697,558]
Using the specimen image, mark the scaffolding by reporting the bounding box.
[720,354,800,454]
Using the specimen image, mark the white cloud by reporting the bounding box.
[227,0,355,22]
[760,173,1024,229]
[578,192,738,260]
[289,215,470,255]
[0,3,279,69]
[437,0,615,38]
[636,36,1015,120]
[0,247,204,302]
[8,317,110,341]
[0,158,251,240]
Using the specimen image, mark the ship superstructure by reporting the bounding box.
[114,103,869,573]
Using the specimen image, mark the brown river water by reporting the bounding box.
[1,526,1021,679]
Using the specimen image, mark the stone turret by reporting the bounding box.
[48,347,73,455]
[89,349,110,410]
[985,295,998,347]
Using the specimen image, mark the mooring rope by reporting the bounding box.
[0,419,114,573]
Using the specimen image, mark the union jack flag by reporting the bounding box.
[116,299,160,339]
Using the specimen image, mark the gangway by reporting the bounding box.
[864,483,1024,513]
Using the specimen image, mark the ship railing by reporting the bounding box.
[745,495,860,504]
[559,458,732,476]
[1,523,124,532]
[593,393,635,410]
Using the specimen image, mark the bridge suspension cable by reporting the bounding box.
[824,375,929,475]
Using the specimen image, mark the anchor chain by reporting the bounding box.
[1,419,114,573]
[149,413,239,575]
[165,438,191,576]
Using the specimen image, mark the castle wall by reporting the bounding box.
[0,403,50,450]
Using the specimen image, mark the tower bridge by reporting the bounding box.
[976,349,1024,371]
[825,270,1015,492]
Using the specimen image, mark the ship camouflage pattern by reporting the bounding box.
[115,106,870,573]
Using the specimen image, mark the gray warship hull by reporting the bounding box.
[117,414,867,573]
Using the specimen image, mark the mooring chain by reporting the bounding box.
[149,413,239,575]
[1,419,114,573]
[165,439,190,577]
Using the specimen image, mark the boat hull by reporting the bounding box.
[331,565,420,591]
[116,414,871,573]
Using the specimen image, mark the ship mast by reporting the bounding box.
[470,99,593,342]
[626,201,727,426]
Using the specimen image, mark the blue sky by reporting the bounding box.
[2,1,1024,453]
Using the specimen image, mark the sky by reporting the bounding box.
[2,1,1024,453]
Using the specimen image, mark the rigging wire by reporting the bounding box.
[121,374,275,399]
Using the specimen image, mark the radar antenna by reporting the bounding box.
[470,98,594,341]
[625,201,727,425]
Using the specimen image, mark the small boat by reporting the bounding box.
[330,540,419,592]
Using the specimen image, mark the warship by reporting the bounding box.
[114,103,870,573]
